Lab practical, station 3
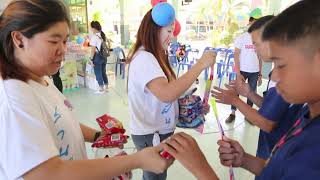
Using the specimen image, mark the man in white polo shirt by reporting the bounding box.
[226,8,263,123]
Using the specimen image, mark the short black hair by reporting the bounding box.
[248,15,275,33]
[262,0,320,45]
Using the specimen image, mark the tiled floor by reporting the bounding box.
[65,68,269,180]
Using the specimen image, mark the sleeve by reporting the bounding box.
[281,142,320,180]
[258,87,290,123]
[130,51,166,92]
[89,35,99,49]
[0,81,58,180]
[234,35,243,49]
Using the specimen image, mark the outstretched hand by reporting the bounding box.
[229,80,252,98]
[211,86,238,105]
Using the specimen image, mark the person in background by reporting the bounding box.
[89,21,110,94]
[225,8,263,124]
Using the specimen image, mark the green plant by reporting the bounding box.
[92,11,103,24]
[196,0,249,47]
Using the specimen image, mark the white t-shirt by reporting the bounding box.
[234,32,260,73]
[89,32,103,52]
[128,49,179,135]
[0,78,87,180]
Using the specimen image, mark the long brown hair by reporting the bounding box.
[127,10,176,82]
[0,0,70,81]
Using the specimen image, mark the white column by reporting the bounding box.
[0,0,11,13]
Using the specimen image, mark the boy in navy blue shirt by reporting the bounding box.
[161,1,320,179]
[212,15,303,159]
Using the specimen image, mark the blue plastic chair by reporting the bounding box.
[168,42,180,67]
[218,51,235,87]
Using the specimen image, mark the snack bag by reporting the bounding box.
[92,133,129,148]
[96,114,126,135]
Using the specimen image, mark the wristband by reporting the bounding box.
[93,131,101,141]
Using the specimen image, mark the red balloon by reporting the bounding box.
[151,0,167,7]
[173,19,181,37]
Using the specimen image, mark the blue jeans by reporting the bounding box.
[131,132,174,180]
[231,71,259,111]
[93,54,108,86]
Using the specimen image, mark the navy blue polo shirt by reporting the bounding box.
[258,107,320,179]
[256,87,303,159]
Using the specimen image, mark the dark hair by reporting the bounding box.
[249,17,257,23]
[248,15,275,33]
[262,0,320,47]
[0,0,70,81]
[90,21,106,42]
[127,10,176,81]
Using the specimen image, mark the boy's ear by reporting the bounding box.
[315,48,320,64]
[314,48,320,76]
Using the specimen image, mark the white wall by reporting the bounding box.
[0,0,11,13]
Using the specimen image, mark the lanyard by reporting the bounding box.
[269,113,316,160]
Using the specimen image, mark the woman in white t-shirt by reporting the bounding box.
[127,3,216,180]
[0,1,172,180]
[89,21,110,94]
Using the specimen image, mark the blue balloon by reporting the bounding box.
[76,36,84,44]
[151,2,175,27]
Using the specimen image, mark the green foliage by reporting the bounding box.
[92,11,103,24]
[197,0,249,47]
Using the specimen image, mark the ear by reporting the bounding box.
[314,48,320,75]
[11,31,27,49]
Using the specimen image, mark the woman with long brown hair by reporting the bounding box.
[0,1,172,179]
[127,3,216,180]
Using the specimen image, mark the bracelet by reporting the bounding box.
[93,131,101,141]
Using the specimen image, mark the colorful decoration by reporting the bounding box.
[76,36,85,45]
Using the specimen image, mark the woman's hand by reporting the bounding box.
[136,145,174,174]
[197,51,217,69]
[203,103,210,115]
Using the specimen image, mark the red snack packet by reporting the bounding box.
[92,133,129,148]
[96,114,126,135]
[160,150,174,160]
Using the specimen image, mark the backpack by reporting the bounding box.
[96,35,111,61]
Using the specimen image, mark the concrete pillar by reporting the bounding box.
[119,0,129,47]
